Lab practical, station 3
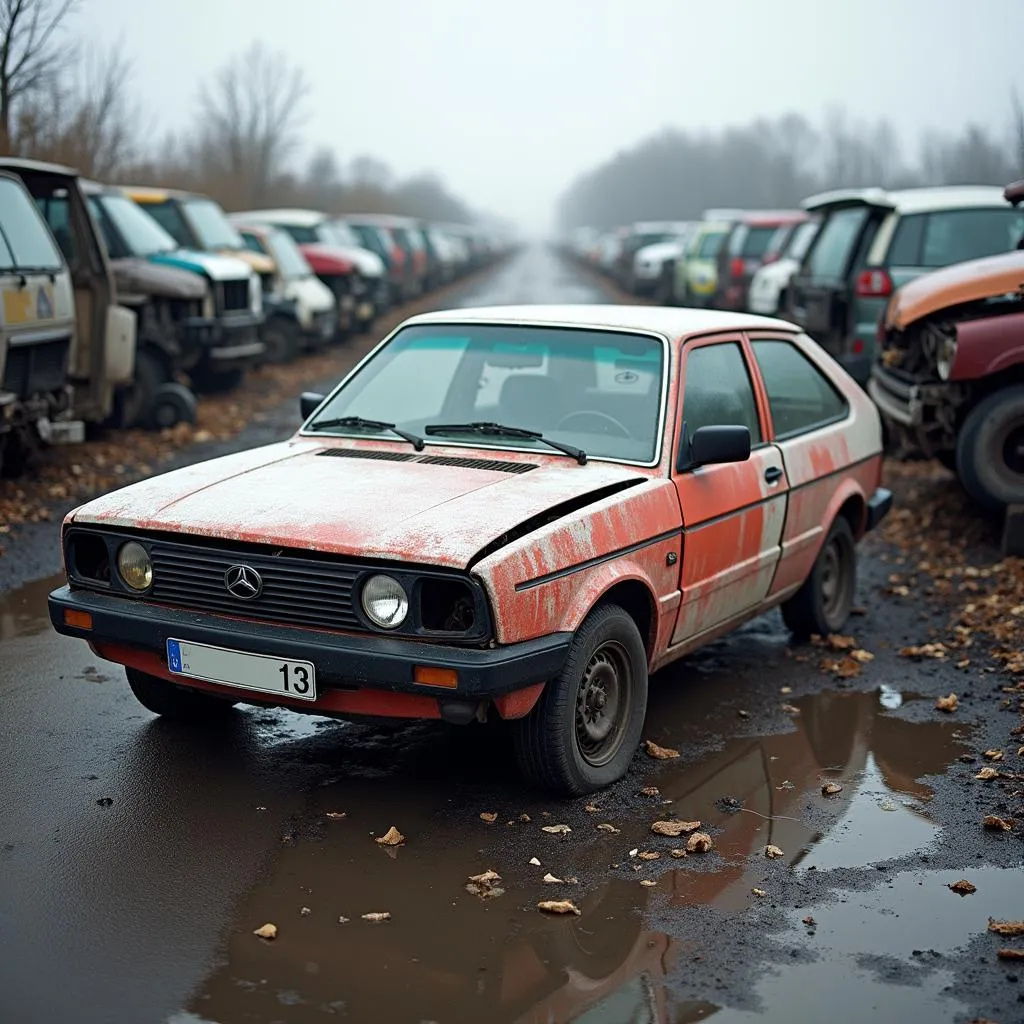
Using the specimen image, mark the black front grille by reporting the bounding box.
[219,279,249,313]
[315,448,537,473]
[318,448,418,463]
[2,338,70,399]
[150,541,360,631]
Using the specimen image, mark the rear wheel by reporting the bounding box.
[781,516,857,638]
[955,386,1024,510]
[513,604,648,796]
[126,667,237,722]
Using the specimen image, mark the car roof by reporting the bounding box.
[232,208,327,227]
[121,185,214,203]
[0,156,80,178]
[802,185,1008,215]
[733,210,808,227]
[343,213,418,227]
[401,304,796,340]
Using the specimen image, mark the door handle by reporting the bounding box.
[764,466,783,484]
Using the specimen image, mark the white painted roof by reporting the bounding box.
[230,208,326,227]
[402,304,796,338]
[803,185,1008,214]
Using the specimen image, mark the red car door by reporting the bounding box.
[671,335,790,644]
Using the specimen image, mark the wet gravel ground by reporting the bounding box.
[1,247,1022,1024]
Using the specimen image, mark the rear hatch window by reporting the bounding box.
[694,230,727,259]
[804,206,872,283]
[882,207,1024,268]
[729,224,779,259]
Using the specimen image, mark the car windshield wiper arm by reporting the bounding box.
[424,421,587,465]
[308,415,424,451]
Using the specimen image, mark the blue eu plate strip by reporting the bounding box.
[167,639,182,673]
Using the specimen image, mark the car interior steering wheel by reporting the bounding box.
[555,410,632,437]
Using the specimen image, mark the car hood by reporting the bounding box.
[885,250,1024,330]
[332,246,385,277]
[150,249,252,283]
[110,256,207,301]
[300,243,355,275]
[634,241,684,266]
[283,275,335,313]
[70,439,649,569]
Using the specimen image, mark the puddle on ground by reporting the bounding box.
[0,572,62,641]
[178,686,971,1023]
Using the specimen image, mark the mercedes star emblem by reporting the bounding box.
[224,564,263,600]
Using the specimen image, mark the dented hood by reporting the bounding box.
[885,250,1024,330]
[70,440,647,568]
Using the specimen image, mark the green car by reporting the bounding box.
[671,220,731,306]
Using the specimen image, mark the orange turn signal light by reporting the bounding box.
[413,666,458,688]
[64,609,93,630]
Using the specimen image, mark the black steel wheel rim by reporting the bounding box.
[575,640,633,767]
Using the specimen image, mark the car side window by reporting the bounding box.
[681,342,762,444]
[751,339,848,438]
[886,213,924,266]
[143,202,191,248]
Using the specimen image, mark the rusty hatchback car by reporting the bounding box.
[48,306,890,794]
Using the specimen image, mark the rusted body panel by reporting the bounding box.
[884,250,1024,331]
[951,309,1024,379]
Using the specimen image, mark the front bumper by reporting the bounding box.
[865,487,893,532]
[48,585,571,701]
[181,312,265,367]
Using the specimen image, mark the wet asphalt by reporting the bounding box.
[1,247,1023,1024]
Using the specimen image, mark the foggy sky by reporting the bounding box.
[83,0,1023,231]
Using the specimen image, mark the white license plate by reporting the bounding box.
[166,638,316,701]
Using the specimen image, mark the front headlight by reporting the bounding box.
[361,574,408,629]
[249,273,263,315]
[936,334,958,380]
[117,541,152,591]
[202,282,215,319]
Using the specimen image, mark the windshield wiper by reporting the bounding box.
[308,415,424,451]
[424,421,587,465]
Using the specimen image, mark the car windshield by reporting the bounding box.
[92,193,177,257]
[263,227,309,278]
[695,230,726,258]
[184,198,246,250]
[306,323,666,463]
[0,177,64,272]
[805,206,870,281]
[326,220,360,248]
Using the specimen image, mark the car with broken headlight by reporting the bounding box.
[48,305,890,795]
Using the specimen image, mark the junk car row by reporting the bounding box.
[0,158,512,476]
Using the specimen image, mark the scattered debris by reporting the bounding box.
[596,823,620,834]
[519,813,531,823]
[776,780,795,791]
[325,812,346,820]
[651,819,700,837]
[975,767,1001,780]
[737,709,750,719]
[644,739,680,760]
[948,880,977,895]
[479,812,498,823]
[337,916,349,924]
[466,870,504,899]
[300,907,311,916]
[542,872,564,884]
[821,782,844,796]
[253,923,277,940]
[781,704,801,715]
[982,815,1015,832]
[375,826,405,846]
[528,857,541,866]
[640,879,657,887]
[541,824,571,835]
[802,915,816,927]
[780,686,793,695]
[850,648,874,663]
[935,693,959,712]
[983,749,1005,762]
[638,786,660,797]
[637,851,660,861]
[901,643,947,660]
[361,912,391,923]
[716,796,743,813]
[669,849,686,858]
[989,919,1024,937]
[538,900,580,916]
[752,888,767,898]
[584,804,599,813]
[997,948,1024,961]
[629,848,639,857]
[686,832,713,854]
[95,797,113,807]
[826,634,857,651]
[765,845,784,859]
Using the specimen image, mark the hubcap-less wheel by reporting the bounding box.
[820,534,853,630]
[575,640,633,767]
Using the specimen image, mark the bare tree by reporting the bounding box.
[195,41,309,208]
[0,0,79,148]
[1012,88,1024,173]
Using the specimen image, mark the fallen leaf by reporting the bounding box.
[983,749,1005,762]
[519,813,531,822]
[479,812,498,823]
[850,649,874,663]
[376,826,405,846]
[253,923,277,940]
[637,851,660,861]
[776,780,795,791]
[880,799,898,811]
[997,948,1024,960]
[644,739,679,760]
[1019,746,1024,757]
[337,916,349,924]
[752,888,767,898]
[528,856,541,866]
[956,658,971,669]
[542,872,564,883]
[983,815,1014,832]
[638,786,660,797]
[822,655,862,679]
[325,812,346,820]
[361,912,391,922]
[669,848,686,858]
[780,686,793,695]
[686,832,713,854]
[466,869,504,899]
[737,709,750,719]
[827,634,856,650]
[781,704,800,715]
[935,693,959,712]
[538,900,580,916]
[948,879,977,895]
[902,643,947,660]
[802,915,816,927]
[765,845,784,859]
[639,879,657,887]
[468,869,501,886]
[300,907,311,916]
[541,824,571,835]
[975,767,1000,780]
[584,804,599,813]
[989,918,1024,936]
[596,823,620,834]
[821,782,844,796]
[652,819,701,837]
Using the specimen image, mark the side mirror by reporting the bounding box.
[688,424,751,468]
[300,391,325,419]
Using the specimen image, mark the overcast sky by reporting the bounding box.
[83,0,1022,232]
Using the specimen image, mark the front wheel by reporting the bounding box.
[126,667,237,722]
[955,386,1024,511]
[781,516,857,639]
[513,604,648,796]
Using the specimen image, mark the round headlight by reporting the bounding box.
[117,541,152,591]
[936,335,958,381]
[361,574,408,629]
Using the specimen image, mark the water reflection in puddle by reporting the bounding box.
[0,572,63,641]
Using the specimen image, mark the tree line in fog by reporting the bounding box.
[557,101,1024,230]
[0,0,480,223]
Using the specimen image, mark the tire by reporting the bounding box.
[110,347,167,430]
[781,516,857,639]
[955,386,1024,510]
[513,604,648,796]
[150,383,198,431]
[126,667,237,721]
[191,363,245,395]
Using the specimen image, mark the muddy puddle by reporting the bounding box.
[0,571,61,641]
[175,683,971,1024]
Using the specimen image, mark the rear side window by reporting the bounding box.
[785,220,819,261]
[920,208,1024,267]
[681,342,762,444]
[280,223,318,245]
[885,213,925,266]
[752,339,848,438]
[805,207,869,282]
[739,226,779,259]
[0,178,64,271]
